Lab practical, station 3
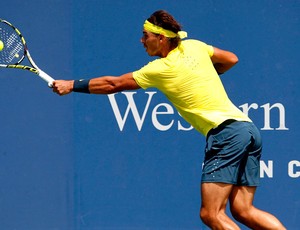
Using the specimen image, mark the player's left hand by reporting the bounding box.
[52,80,74,96]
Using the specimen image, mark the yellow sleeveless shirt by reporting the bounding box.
[133,39,251,136]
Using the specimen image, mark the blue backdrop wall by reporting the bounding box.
[1,0,299,229]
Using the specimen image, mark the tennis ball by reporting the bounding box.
[0,40,4,51]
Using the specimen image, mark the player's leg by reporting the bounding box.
[200,120,248,229]
[229,185,286,230]
[229,122,285,229]
[200,182,240,230]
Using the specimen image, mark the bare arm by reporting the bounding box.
[53,72,140,96]
[211,47,239,75]
[89,73,140,94]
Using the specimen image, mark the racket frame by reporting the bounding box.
[0,19,54,86]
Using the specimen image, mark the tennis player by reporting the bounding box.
[53,10,285,229]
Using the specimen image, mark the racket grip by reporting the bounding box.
[38,70,55,87]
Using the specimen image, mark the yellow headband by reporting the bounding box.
[143,20,187,39]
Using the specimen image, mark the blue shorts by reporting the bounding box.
[201,120,262,186]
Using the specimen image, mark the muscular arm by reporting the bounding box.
[89,73,140,94]
[211,47,239,75]
[53,72,140,96]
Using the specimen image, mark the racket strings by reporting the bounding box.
[0,23,24,65]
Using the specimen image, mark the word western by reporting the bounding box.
[107,91,289,132]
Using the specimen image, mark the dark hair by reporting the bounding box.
[147,10,182,47]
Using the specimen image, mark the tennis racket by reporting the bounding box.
[0,19,54,87]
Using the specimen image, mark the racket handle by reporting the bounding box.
[38,69,55,87]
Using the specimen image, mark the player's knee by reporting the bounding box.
[199,207,206,221]
[200,207,215,225]
[230,205,249,223]
[231,209,246,223]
